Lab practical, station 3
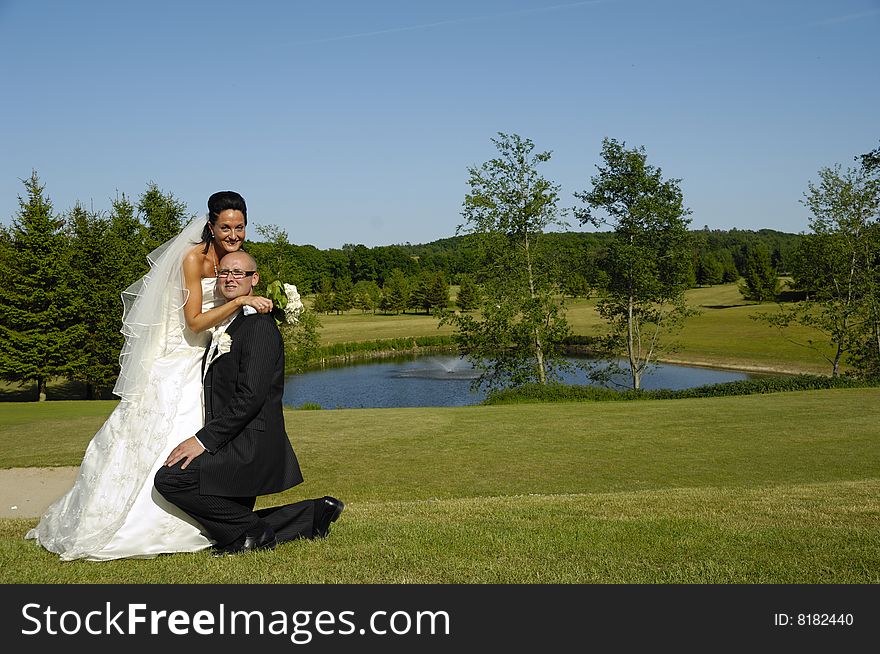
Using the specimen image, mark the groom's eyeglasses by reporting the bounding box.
[217,269,256,279]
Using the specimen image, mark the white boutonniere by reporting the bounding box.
[216,332,232,356]
[204,325,233,380]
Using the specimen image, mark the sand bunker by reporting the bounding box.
[0,467,78,518]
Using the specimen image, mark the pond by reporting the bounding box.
[282,354,761,409]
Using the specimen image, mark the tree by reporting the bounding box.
[412,271,449,314]
[382,268,410,314]
[138,182,188,251]
[66,194,150,397]
[739,244,780,301]
[410,271,431,314]
[108,192,150,282]
[282,308,322,372]
[65,204,121,397]
[455,275,481,311]
[0,226,12,282]
[717,249,740,283]
[332,276,355,314]
[758,164,879,377]
[442,133,571,389]
[859,141,880,175]
[353,279,382,313]
[312,277,335,314]
[427,271,449,315]
[0,172,78,400]
[574,138,694,390]
[344,243,378,282]
[696,251,724,286]
[853,143,880,377]
[250,224,305,290]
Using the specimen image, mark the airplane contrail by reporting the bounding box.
[809,8,880,27]
[691,6,880,48]
[286,0,612,46]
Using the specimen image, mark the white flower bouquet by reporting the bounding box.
[266,280,304,326]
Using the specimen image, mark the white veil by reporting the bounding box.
[113,217,207,402]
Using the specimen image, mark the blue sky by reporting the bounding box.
[1,0,878,249]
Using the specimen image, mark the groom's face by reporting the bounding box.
[218,252,259,300]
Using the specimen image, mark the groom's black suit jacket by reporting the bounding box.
[196,312,303,497]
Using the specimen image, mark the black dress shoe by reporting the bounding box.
[211,526,277,557]
[314,496,345,538]
[242,526,277,553]
[210,534,246,557]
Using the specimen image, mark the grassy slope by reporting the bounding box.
[658,285,833,373]
[313,283,836,374]
[1,389,877,582]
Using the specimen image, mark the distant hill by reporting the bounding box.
[250,228,802,292]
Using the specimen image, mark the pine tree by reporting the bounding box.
[427,271,449,314]
[0,172,78,400]
[382,268,410,314]
[106,194,150,298]
[138,182,188,251]
[740,244,780,302]
[65,204,121,398]
[696,252,724,285]
[411,272,432,314]
[455,275,481,311]
[312,278,335,314]
[332,276,355,314]
[717,249,740,283]
[353,280,382,313]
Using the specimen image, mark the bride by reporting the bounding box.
[27,191,274,560]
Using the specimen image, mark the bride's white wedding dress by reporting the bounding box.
[27,220,223,560]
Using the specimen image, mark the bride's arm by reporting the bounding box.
[181,250,273,334]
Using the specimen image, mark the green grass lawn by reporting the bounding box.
[564,283,835,374]
[2,389,878,583]
[315,308,457,346]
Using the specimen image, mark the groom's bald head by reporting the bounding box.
[218,251,259,300]
[220,251,257,271]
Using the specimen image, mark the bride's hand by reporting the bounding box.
[238,295,274,313]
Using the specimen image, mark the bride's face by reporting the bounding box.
[212,210,246,253]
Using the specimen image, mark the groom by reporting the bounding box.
[155,250,344,555]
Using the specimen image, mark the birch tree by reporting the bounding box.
[443,133,570,389]
[574,138,693,390]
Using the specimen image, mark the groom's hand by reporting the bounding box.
[164,436,206,469]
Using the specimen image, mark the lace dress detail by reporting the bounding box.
[26,277,225,560]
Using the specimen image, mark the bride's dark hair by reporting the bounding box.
[201,191,248,252]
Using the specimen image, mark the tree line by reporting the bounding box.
[248,225,799,302]
[1,136,876,399]
[244,215,799,324]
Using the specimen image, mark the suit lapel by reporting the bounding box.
[204,311,247,378]
[224,311,248,338]
[203,312,250,422]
